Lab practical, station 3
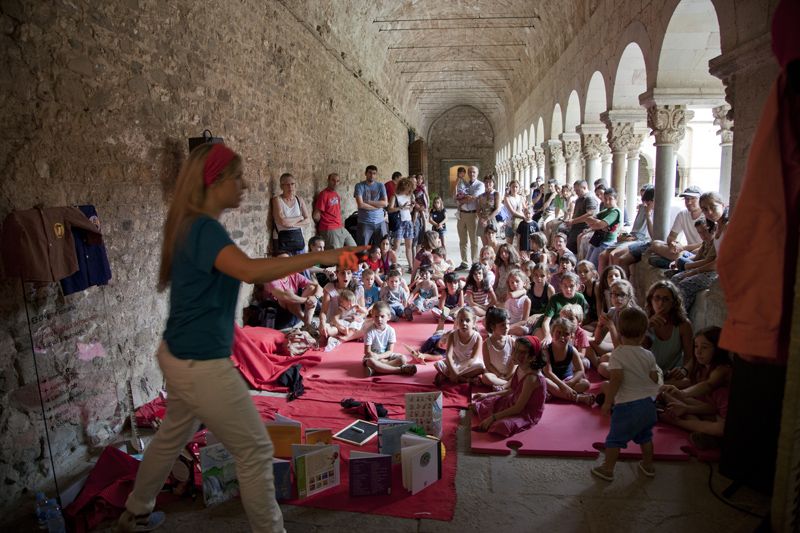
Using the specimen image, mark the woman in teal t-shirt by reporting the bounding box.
[585,187,622,268]
[119,144,362,533]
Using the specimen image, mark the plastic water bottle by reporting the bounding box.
[34,492,48,529]
[44,500,66,533]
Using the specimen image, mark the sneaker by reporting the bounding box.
[400,364,418,375]
[595,392,606,406]
[456,262,469,271]
[431,308,442,318]
[638,461,656,478]
[590,466,614,482]
[116,510,166,532]
[365,365,374,378]
[404,307,414,321]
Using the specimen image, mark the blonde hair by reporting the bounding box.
[397,177,415,194]
[506,268,529,289]
[158,144,242,292]
[559,303,584,323]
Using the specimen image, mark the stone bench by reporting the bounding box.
[630,253,727,331]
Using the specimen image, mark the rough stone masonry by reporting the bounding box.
[0,0,407,515]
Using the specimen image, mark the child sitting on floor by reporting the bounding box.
[536,272,589,344]
[480,306,516,388]
[361,268,381,309]
[380,269,410,321]
[464,263,497,318]
[505,269,532,336]
[576,260,599,330]
[363,302,417,376]
[542,318,593,405]
[657,327,731,448]
[592,307,662,482]
[479,245,497,288]
[407,327,450,363]
[432,271,464,327]
[494,243,521,302]
[324,289,368,351]
[430,246,454,289]
[434,307,485,386]
[470,336,546,437]
[550,253,576,295]
[591,279,638,377]
[406,266,439,318]
[558,304,591,367]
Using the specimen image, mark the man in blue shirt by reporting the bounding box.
[353,165,388,246]
[454,165,485,269]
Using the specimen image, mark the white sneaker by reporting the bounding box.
[116,510,166,532]
[324,337,341,352]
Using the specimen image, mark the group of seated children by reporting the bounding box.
[248,223,731,469]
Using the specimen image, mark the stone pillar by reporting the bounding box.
[625,144,643,225]
[560,133,582,185]
[521,151,532,187]
[600,146,612,184]
[533,147,545,180]
[545,140,565,182]
[713,104,734,203]
[602,110,648,225]
[578,124,606,184]
[646,104,694,240]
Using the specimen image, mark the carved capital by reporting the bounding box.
[646,105,694,147]
[546,141,565,166]
[581,133,605,160]
[563,140,582,163]
[533,147,545,167]
[605,121,645,154]
[713,104,734,145]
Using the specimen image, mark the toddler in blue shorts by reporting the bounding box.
[592,307,663,481]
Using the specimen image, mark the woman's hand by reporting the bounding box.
[472,392,488,401]
[649,314,667,327]
[479,415,496,431]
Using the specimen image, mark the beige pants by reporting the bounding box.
[126,342,284,533]
[319,227,356,250]
[457,211,479,265]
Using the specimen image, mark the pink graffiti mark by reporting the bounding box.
[77,342,107,361]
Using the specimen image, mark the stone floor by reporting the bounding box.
[30,209,774,531]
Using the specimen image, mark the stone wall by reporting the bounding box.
[0,0,408,515]
[426,106,495,206]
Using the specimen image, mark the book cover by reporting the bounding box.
[273,458,292,501]
[305,428,333,445]
[200,443,239,506]
[404,391,443,438]
[292,444,341,499]
[265,413,302,458]
[349,452,392,497]
[332,419,378,446]
[400,434,441,495]
[377,418,415,464]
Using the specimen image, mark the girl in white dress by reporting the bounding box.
[480,306,516,387]
[434,307,484,386]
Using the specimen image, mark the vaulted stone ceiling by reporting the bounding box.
[279,0,589,136]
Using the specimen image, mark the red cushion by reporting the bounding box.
[239,326,287,355]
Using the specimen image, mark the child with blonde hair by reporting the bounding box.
[591,279,638,377]
[542,318,593,404]
[324,289,368,351]
[363,302,417,376]
[479,245,497,288]
[505,269,532,336]
[592,307,662,481]
[434,307,485,386]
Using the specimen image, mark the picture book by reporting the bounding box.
[305,428,333,445]
[377,418,415,464]
[265,413,302,458]
[400,433,441,495]
[273,458,292,501]
[200,442,239,506]
[332,419,378,446]
[404,391,443,438]
[292,444,341,499]
[349,452,392,497]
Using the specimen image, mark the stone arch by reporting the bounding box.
[565,90,581,133]
[522,130,529,153]
[611,42,648,108]
[550,103,564,138]
[655,0,723,91]
[513,137,518,155]
[529,123,536,147]
[584,71,607,124]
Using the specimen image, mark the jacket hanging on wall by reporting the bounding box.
[0,206,103,282]
[60,205,112,295]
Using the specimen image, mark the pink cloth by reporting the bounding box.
[265,272,309,300]
[474,372,546,437]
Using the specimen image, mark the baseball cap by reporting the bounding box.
[679,185,702,198]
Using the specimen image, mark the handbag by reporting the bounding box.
[277,229,305,253]
[388,210,401,232]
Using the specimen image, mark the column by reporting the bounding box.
[600,145,612,184]
[522,150,533,187]
[625,136,645,226]
[713,104,734,203]
[545,140,565,182]
[560,133,582,185]
[525,149,536,186]
[602,110,648,224]
[533,147,545,180]
[646,104,694,240]
[577,124,606,184]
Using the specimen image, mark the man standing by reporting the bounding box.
[564,180,599,254]
[385,171,401,200]
[313,172,356,250]
[455,165,485,269]
[353,165,388,246]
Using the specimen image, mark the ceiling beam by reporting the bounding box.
[401,67,514,74]
[395,58,521,63]
[380,25,535,31]
[388,42,524,50]
[409,78,510,83]
[374,15,538,23]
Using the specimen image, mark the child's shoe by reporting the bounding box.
[637,461,656,478]
[400,364,417,375]
[404,307,414,321]
[324,337,341,352]
[590,466,614,482]
[116,510,166,532]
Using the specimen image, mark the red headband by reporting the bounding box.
[524,335,541,352]
[203,144,237,187]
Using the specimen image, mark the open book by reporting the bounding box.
[265,413,302,458]
[292,444,341,499]
[378,418,415,464]
[405,391,443,438]
[349,451,392,497]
